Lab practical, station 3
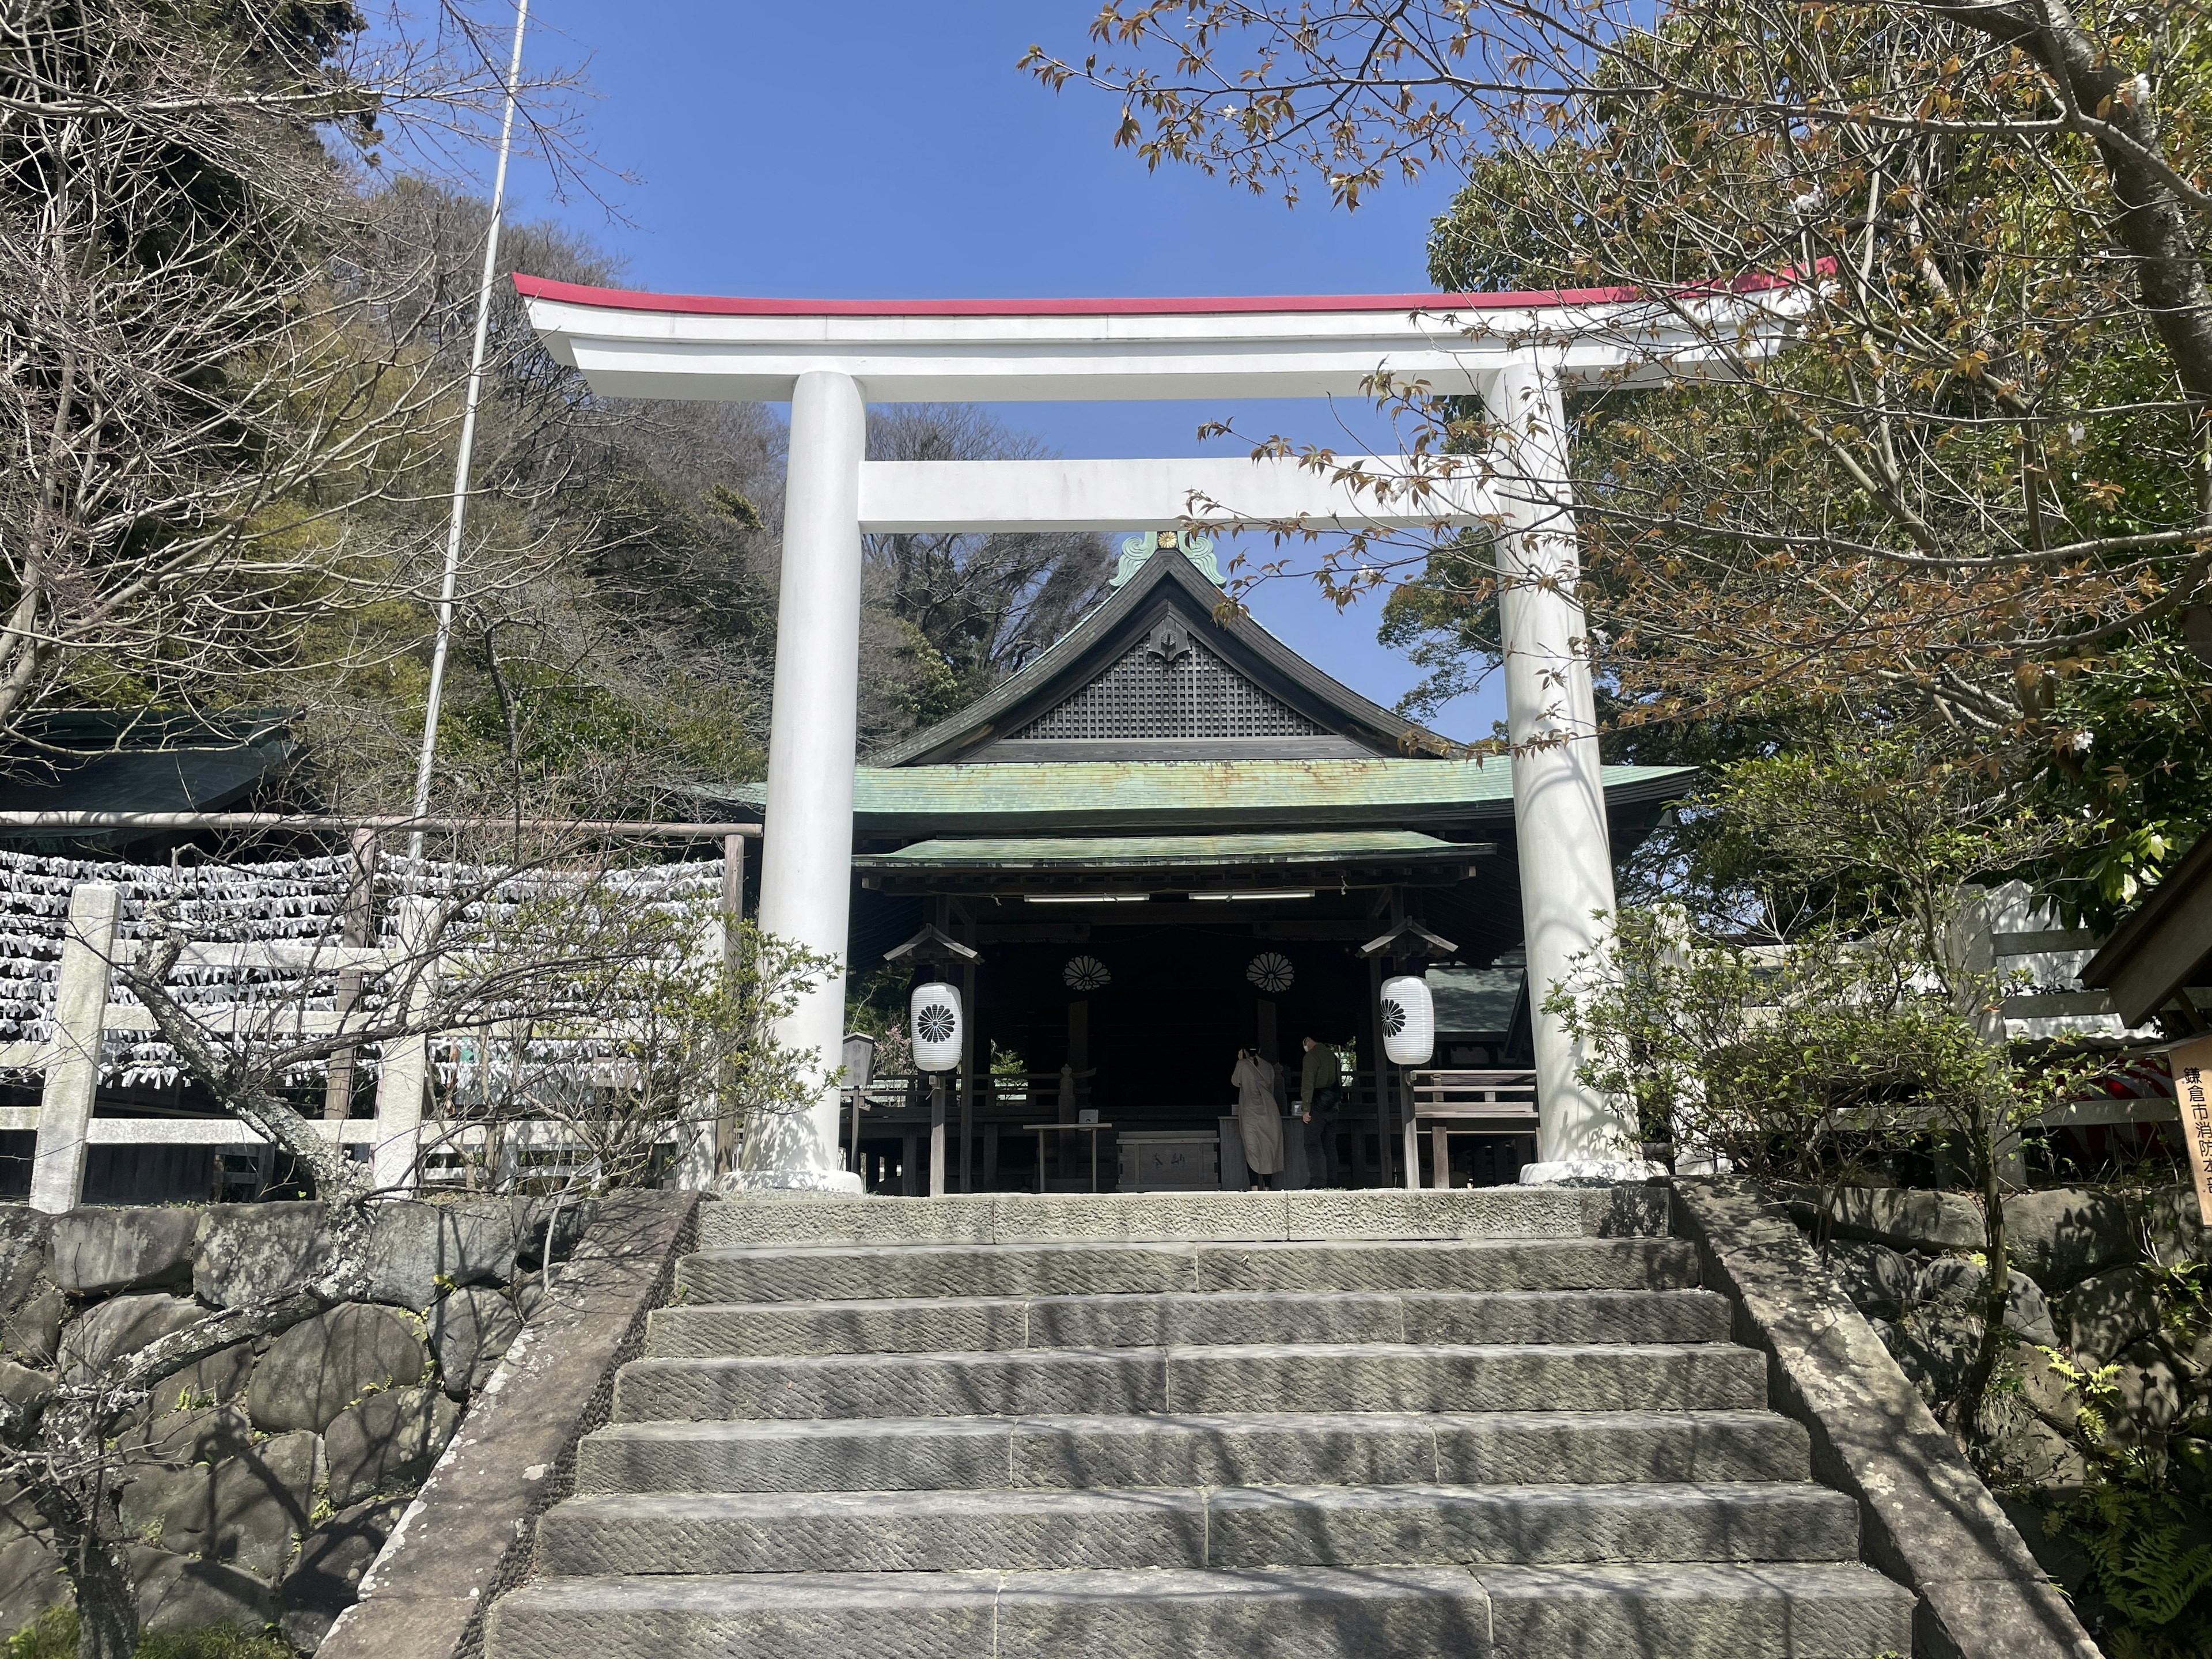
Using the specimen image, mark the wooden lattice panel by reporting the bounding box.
[1012,624,1324,741]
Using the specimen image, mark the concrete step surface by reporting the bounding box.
[535,1480,1861,1574]
[484,1561,1914,1659]
[674,1235,1700,1304]
[613,1340,1767,1423]
[647,1286,1734,1357]
[575,1408,1815,1495]
[696,1185,1671,1249]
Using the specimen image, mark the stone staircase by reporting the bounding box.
[484,1188,1914,1658]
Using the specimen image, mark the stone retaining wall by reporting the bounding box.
[1780,1180,2210,1644]
[0,1195,592,1651]
[1671,1177,2103,1659]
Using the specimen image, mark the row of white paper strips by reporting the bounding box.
[373,857,725,1093]
[0,850,722,1093]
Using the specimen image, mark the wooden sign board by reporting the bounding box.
[2166,1035,2212,1226]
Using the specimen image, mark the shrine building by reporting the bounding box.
[699,531,1686,1194]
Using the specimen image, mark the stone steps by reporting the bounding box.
[676,1235,1699,1302]
[485,1562,1914,1659]
[486,1188,1915,1659]
[647,1286,1733,1355]
[536,1480,1862,1574]
[614,1340,1767,1422]
[574,1408,1815,1494]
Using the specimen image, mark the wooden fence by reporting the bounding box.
[0,883,716,1213]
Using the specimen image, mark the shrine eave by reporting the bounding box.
[695,761,1694,839]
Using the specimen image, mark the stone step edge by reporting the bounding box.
[548,1477,1847,1514]
[533,1482,1863,1574]
[681,1235,1682,1262]
[582,1406,1801,1440]
[656,1287,1729,1315]
[485,1561,1916,1639]
[696,1186,1671,1249]
[574,1406,1814,1490]
[622,1339,1745,1367]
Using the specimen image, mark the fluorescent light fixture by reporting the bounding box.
[1191,891,1316,902]
[1024,893,1150,904]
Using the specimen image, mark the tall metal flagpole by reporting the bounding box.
[408,0,531,861]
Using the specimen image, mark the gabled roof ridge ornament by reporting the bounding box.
[1112,529,1222,590]
[881,922,981,965]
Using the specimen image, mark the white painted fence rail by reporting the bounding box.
[9,884,713,1213]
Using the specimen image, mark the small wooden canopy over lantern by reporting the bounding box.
[883,922,983,1078]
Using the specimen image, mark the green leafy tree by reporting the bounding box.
[1028,0,2212,902]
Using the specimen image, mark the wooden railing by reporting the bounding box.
[1399,1068,1539,1191]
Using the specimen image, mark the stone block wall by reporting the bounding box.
[0,1196,592,1652]
[1788,1183,2210,1613]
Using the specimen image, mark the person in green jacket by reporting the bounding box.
[1299,1035,1343,1188]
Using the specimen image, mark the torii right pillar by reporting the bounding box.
[1486,357,1653,1183]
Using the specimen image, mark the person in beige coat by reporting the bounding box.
[1230,1048,1286,1189]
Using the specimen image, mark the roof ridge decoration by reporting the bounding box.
[1112,529,1222,589]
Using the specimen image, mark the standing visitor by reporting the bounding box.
[1229,1048,1285,1190]
[1299,1034,1343,1188]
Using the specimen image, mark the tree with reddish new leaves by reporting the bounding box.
[1026,2,2212,915]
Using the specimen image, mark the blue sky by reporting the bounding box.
[495,1,1502,737]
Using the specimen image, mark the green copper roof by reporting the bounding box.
[855,830,1488,872]
[701,760,1692,831]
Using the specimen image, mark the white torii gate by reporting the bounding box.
[520,277,1783,1193]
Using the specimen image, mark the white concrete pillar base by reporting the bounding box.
[718,1169,865,1195]
[1517,1160,1666,1187]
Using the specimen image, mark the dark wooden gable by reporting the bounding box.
[871,547,1432,766]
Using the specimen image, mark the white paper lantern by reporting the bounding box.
[909,982,964,1073]
[1379,975,1435,1067]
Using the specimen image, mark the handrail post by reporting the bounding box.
[29,883,120,1214]
[372,898,440,1195]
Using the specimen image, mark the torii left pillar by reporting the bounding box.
[733,369,866,1193]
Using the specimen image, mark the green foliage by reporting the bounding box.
[450,890,840,1191]
[2069,1479,2212,1639]
[1549,906,2030,1175]
[2032,628,2212,929]
[844,965,914,1078]
[5,1611,294,1659]
[1680,738,2066,944]
[705,485,763,531]
[2036,1276,2212,1649]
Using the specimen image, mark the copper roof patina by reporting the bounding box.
[854,829,1490,872]
[698,759,1692,834]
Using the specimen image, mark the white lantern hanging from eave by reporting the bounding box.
[1379,975,1435,1067]
[909,982,964,1073]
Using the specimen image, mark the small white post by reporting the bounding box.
[29,883,119,1214]
[372,898,440,1195]
[1487,356,1650,1182]
[736,368,866,1194]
